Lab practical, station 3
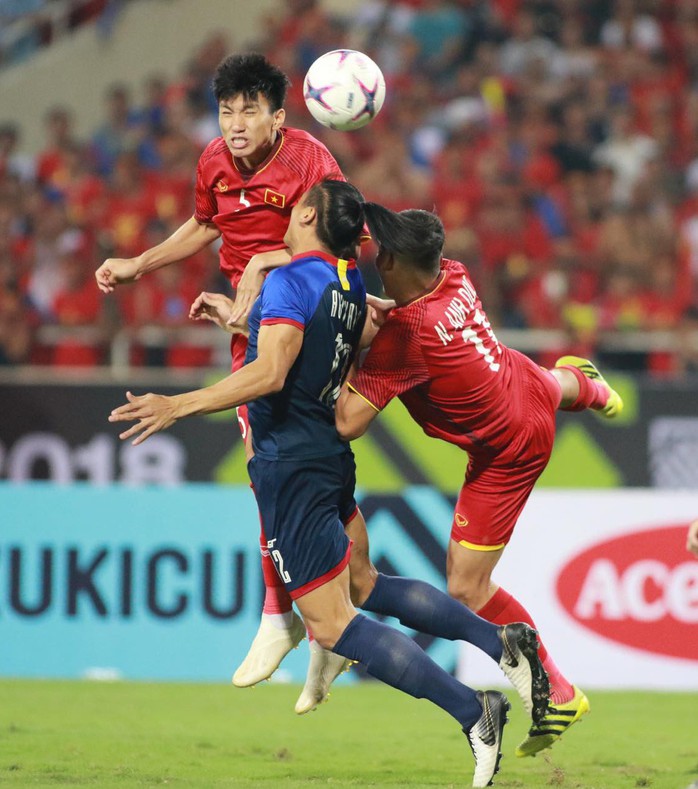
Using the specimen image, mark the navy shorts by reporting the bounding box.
[247,451,358,599]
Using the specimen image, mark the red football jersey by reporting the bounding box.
[194,127,343,288]
[351,258,546,455]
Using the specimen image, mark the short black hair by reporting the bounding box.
[362,205,444,273]
[212,53,290,111]
[304,179,365,260]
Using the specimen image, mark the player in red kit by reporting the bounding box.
[334,204,623,758]
[94,53,352,708]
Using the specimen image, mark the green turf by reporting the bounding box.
[1,680,696,788]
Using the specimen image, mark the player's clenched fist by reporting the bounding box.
[95,258,142,294]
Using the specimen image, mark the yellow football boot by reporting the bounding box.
[555,356,624,418]
[515,685,590,757]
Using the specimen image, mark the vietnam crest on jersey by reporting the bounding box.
[264,189,286,208]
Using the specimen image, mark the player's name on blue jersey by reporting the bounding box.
[330,289,361,331]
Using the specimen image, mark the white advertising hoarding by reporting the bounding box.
[457,490,698,690]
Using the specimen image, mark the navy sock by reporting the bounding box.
[333,613,482,730]
[361,573,502,661]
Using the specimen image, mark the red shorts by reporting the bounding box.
[450,362,561,550]
[231,333,250,440]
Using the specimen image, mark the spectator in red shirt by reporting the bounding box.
[36,106,76,186]
[100,150,158,258]
[51,253,105,366]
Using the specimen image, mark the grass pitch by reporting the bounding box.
[1,680,696,788]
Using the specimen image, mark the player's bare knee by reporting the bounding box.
[349,565,378,607]
[311,628,339,651]
[447,575,488,611]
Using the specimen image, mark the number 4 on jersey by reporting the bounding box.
[236,189,251,211]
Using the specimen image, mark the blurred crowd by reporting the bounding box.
[2,0,698,374]
[0,0,121,70]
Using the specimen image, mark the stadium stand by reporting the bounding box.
[0,0,120,70]
[1,0,698,375]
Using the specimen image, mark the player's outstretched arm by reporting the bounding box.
[687,520,698,557]
[109,323,303,445]
[95,216,221,294]
[228,249,292,328]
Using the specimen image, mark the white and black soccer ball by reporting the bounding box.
[303,49,386,132]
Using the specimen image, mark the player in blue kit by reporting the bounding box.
[109,179,548,787]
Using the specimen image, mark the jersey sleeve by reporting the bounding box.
[259,267,315,330]
[301,137,371,242]
[194,151,217,223]
[304,140,344,188]
[300,137,346,191]
[349,313,430,411]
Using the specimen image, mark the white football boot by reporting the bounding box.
[497,622,549,723]
[294,640,354,714]
[232,611,306,687]
[466,690,510,788]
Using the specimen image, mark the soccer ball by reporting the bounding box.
[303,49,386,132]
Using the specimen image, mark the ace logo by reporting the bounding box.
[556,525,698,661]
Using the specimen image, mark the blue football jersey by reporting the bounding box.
[245,250,366,460]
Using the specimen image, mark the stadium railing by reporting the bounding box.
[24,324,698,376]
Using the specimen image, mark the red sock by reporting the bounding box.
[559,365,608,412]
[477,587,574,705]
[259,524,293,615]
